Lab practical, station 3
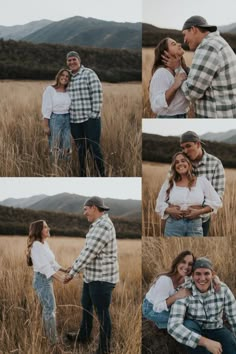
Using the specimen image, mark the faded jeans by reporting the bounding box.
[184,320,236,354]
[164,217,203,237]
[49,113,71,161]
[33,272,58,344]
[142,298,169,329]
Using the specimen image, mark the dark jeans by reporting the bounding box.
[202,218,211,237]
[185,320,236,354]
[158,113,187,118]
[70,119,105,177]
[78,281,115,354]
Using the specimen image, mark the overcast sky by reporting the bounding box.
[143,0,236,30]
[0,178,141,201]
[0,0,141,26]
[143,119,236,136]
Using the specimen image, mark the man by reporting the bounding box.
[180,130,225,236]
[167,257,236,354]
[66,51,105,176]
[64,196,119,354]
[181,16,236,118]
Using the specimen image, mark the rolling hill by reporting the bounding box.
[0,193,141,219]
[142,133,236,168]
[0,19,52,40]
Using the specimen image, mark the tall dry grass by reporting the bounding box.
[142,161,236,237]
[0,81,141,177]
[142,48,193,118]
[0,237,141,354]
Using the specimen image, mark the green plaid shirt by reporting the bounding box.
[182,31,236,118]
[67,65,103,123]
[168,282,236,348]
[69,214,119,284]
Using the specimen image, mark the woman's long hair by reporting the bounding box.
[151,37,169,76]
[52,68,71,89]
[151,250,195,286]
[26,220,45,266]
[166,152,196,199]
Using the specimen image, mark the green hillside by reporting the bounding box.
[0,39,141,82]
[142,23,236,51]
[0,205,141,239]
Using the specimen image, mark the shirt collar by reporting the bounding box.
[71,65,85,77]
[90,213,108,228]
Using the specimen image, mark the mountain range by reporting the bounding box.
[200,129,236,144]
[0,17,141,49]
[0,193,141,220]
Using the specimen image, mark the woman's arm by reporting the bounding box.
[165,72,187,106]
[166,288,191,307]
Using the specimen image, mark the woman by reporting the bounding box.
[26,220,67,345]
[149,37,188,118]
[42,68,71,162]
[142,250,194,328]
[156,152,222,236]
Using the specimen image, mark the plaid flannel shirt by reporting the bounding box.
[67,65,103,123]
[69,214,119,284]
[168,282,236,348]
[181,31,236,118]
[191,149,225,199]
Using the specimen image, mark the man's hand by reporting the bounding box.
[183,207,201,220]
[199,337,222,354]
[65,266,72,273]
[63,274,73,284]
[162,51,181,71]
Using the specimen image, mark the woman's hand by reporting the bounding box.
[165,206,183,220]
[44,126,51,136]
[183,207,201,220]
[175,288,191,299]
[212,274,221,292]
[173,72,187,89]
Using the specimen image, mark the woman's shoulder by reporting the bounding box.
[157,275,172,285]
[44,85,55,94]
[152,67,171,78]
[31,240,43,249]
[197,175,209,184]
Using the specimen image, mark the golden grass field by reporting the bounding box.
[142,161,236,237]
[142,48,193,118]
[0,81,141,177]
[0,236,141,354]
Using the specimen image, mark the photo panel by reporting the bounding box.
[142,119,236,237]
[0,177,142,353]
[142,237,236,354]
[142,0,236,118]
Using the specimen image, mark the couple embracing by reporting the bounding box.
[26,196,119,354]
[149,16,236,118]
[42,51,105,177]
[155,131,224,237]
[142,251,236,354]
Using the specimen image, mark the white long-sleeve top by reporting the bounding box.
[42,86,71,119]
[149,67,188,117]
[156,176,222,219]
[31,240,61,278]
[145,275,192,312]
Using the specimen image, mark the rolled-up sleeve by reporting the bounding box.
[149,69,171,114]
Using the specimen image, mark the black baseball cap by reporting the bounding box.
[180,131,205,145]
[182,16,217,32]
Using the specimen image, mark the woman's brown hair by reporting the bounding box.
[166,152,196,199]
[151,37,169,76]
[26,220,45,266]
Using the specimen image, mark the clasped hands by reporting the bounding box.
[167,205,202,220]
[60,266,74,284]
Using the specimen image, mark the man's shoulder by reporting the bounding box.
[203,150,222,164]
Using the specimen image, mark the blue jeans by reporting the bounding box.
[158,113,187,118]
[70,119,105,177]
[184,320,236,354]
[142,298,169,329]
[164,217,203,237]
[49,113,71,161]
[33,272,58,344]
[78,281,115,354]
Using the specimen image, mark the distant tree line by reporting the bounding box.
[0,39,141,82]
[142,23,236,52]
[143,133,236,168]
[0,205,141,239]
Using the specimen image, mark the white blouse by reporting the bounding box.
[149,67,189,117]
[156,176,222,218]
[42,85,71,119]
[145,275,191,312]
[31,240,61,278]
